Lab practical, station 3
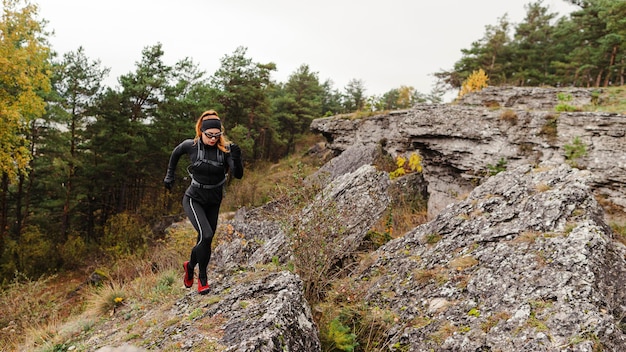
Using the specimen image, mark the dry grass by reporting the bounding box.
[588,86,626,114]
[0,273,82,350]
[430,321,458,345]
[512,231,541,244]
[448,256,479,271]
[535,182,551,192]
[221,133,326,212]
[611,223,626,246]
[413,267,449,285]
[481,311,512,332]
[2,240,187,351]
[500,109,518,124]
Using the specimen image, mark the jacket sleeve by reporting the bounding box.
[164,140,190,182]
[227,152,244,179]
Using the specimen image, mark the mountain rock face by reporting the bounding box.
[207,87,625,351]
[357,163,626,350]
[310,87,626,219]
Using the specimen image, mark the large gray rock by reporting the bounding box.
[357,163,626,351]
[212,204,289,272]
[149,271,321,352]
[215,163,391,272]
[204,271,320,352]
[307,143,381,185]
[310,87,626,218]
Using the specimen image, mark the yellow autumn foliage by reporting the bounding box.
[458,68,489,98]
[0,0,51,182]
[390,152,422,179]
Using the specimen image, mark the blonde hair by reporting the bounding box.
[194,110,230,153]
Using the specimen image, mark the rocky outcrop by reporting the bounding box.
[173,271,319,352]
[310,87,626,219]
[457,86,596,110]
[357,163,626,351]
[213,163,391,272]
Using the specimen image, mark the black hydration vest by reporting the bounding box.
[187,142,227,189]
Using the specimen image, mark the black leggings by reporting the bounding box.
[182,195,220,280]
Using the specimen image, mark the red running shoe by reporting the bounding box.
[183,261,193,288]
[198,277,210,295]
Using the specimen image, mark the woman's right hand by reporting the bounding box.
[164,176,175,190]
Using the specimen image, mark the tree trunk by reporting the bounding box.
[0,173,8,251]
[14,174,24,236]
[603,45,618,87]
[62,115,77,239]
[619,58,625,86]
[594,69,603,87]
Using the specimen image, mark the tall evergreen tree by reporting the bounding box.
[211,46,277,160]
[566,0,612,86]
[435,15,513,89]
[343,79,367,112]
[50,47,109,239]
[596,0,626,86]
[510,1,558,86]
[272,64,323,154]
[320,79,344,116]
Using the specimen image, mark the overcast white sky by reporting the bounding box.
[37,0,578,102]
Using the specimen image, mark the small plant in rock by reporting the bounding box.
[486,157,507,176]
[425,233,442,245]
[481,311,512,332]
[430,321,458,345]
[610,223,626,246]
[500,109,518,124]
[563,136,587,168]
[390,152,423,180]
[449,256,479,271]
[468,308,481,317]
[324,318,358,352]
[555,93,580,112]
[318,302,397,352]
[540,114,558,141]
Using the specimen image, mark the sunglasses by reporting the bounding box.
[203,131,222,139]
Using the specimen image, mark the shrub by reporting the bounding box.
[101,213,150,259]
[458,69,489,99]
[486,157,507,176]
[500,109,518,124]
[390,152,422,180]
[555,92,580,112]
[323,318,358,352]
[563,136,587,168]
[3,225,58,278]
[60,234,89,270]
[540,114,558,141]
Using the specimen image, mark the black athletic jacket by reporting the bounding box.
[165,139,244,205]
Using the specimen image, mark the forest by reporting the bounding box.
[1,0,625,284]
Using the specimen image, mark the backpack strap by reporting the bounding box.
[187,142,227,189]
[190,177,226,189]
